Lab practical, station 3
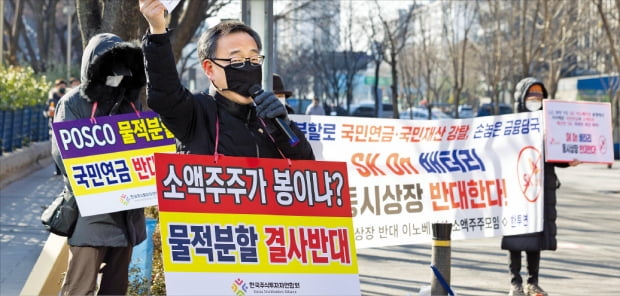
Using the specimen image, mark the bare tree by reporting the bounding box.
[3,0,81,74]
[75,0,229,61]
[274,1,339,105]
[4,0,25,67]
[28,0,61,72]
[442,0,477,118]
[2,0,239,78]
[474,0,513,114]
[593,0,619,143]
[594,0,620,72]
[277,44,314,111]
[75,0,145,44]
[310,49,344,108]
[539,0,582,99]
[307,40,369,112]
[273,1,322,112]
[367,16,386,117]
[398,46,416,112]
[291,1,368,112]
[272,0,313,74]
[305,8,344,107]
[414,3,449,118]
[168,0,231,62]
[372,0,416,118]
[340,0,371,113]
[514,0,544,78]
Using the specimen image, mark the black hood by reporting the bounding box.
[79,33,146,114]
[514,77,548,113]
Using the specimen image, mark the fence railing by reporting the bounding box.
[0,105,50,155]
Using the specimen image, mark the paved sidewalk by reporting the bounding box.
[0,162,64,296]
[0,141,53,189]
[358,161,620,296]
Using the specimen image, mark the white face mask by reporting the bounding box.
[525,99,542,111]
[105,75,124,87]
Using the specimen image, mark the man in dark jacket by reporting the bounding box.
[46,79,67,175]
[139,0,314,160]
[51,33,147,295]
[501,77,580,296]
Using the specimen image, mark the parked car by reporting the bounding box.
[349,102,394,118]
[325,105,348,116]
[476,103,513,117]
[285,98,311,114]
[453,105,474,118]
[399,107,452,120]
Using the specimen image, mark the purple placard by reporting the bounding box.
[53,111,175,159]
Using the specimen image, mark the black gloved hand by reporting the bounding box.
[254,90,288,120]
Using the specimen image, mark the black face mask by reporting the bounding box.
[220,64,262,97]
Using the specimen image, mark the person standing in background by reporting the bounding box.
[46,79,67,123]
[68,76,81,91]
[45,79,66,175]
[501,77,581,296]
[305,97,325,115]
[273,73,295,114]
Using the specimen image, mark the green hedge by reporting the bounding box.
[0,66,50,111]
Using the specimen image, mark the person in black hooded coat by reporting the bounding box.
[501,77,581,296]
[51,33,147,295]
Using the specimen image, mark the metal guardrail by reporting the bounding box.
[0,106,50,155]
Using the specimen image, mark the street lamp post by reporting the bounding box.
[242,0,274,92]
[1,0,4,67]
[63,0,75,79]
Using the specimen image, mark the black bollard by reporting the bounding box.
[431,223,453,296]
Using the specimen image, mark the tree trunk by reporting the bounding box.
[169,0,211,62]
[76,0,101,47]
[373,61,381,117]
[6,0,25,66]
[75,0,145,46]
[390,54,399,119]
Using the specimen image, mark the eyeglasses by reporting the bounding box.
[210,55,265,69]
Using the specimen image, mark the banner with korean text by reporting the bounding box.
[543,100,613,164]
[290,112,544,248]
[154,153,360,296]
[52,111,176,216]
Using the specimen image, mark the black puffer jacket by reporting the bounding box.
[142,32,314,159]
[51,33,147,247]
[501,77,567,251]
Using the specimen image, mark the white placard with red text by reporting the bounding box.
[154,153,360,295]
[543,100,613,164]
[291,112,544,248]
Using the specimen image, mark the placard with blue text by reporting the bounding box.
[291,112,544,248]
[52,111,176,216]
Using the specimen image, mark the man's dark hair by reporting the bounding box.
[197,20,262,61]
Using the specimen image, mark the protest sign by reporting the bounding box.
[154,153,360,295]
[52,111,176,216]
[160,0,181,13]
[543,100,613,164]
[291,112,544,248]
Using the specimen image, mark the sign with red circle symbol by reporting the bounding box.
[599,135,608,154]
[517,145,543,202]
